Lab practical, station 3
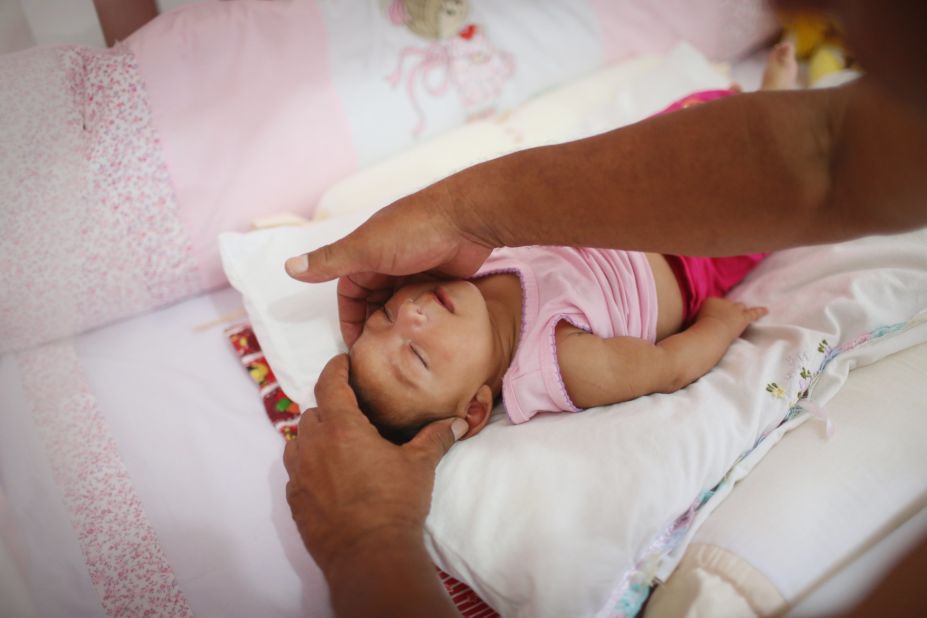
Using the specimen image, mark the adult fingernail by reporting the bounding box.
[451,418,468,441]
[285,254,309,276]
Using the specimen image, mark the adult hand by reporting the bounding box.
[284,183,494,346]
[283,353,469,578]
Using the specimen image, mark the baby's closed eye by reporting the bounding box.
[410,343,428,368]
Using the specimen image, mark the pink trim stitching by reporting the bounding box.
[19,344,194,618]
[545,314,586,413]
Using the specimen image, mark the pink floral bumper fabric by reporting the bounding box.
[0,45,199,353]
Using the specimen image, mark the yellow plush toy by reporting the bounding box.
[780,12,852,86]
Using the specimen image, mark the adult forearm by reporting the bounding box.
[93,0,158,46]
[446,80,922,257]
[325,531,459,618]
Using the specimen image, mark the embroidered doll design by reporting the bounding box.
[385,0,515,135]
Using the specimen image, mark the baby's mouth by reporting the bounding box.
[434,286,455,313]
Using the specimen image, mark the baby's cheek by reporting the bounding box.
[443,333,486,373]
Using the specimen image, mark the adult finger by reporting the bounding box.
[285,212,400,284]
[337,272,399,347]
[284,202,466,284]
[405,417,469,469]
[296,406,320,432]
[285,233,369,284]
[282,439,298,478]
[313,354,360,419]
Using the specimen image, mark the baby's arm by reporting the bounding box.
[557,298,767,408]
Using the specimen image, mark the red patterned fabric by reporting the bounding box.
[226,324,302,440]
[225,323,498,617]
[437,569,500,617]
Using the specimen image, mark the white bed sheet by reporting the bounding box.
[791,497,927,615]
[0,288,331,618]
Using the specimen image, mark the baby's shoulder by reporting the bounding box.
[552,319,595,362]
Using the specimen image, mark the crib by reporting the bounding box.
[2,2,925,617]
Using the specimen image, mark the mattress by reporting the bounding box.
[0,288,332,617]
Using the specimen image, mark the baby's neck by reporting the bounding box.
[473,272,523,397]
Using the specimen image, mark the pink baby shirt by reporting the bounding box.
[475,246,658,424]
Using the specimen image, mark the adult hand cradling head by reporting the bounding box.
[283,354,467,614]
[284,180,494,347]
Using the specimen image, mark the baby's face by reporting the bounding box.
[350,279,495,428]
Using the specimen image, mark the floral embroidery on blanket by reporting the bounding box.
[765,322,913,436]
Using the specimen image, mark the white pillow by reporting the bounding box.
[219,210,377,410]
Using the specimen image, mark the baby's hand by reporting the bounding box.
[696,297,768,338]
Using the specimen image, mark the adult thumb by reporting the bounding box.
[285,235,365,283]
[406,417,469,468]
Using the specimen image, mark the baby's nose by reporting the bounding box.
[401,299,427,327]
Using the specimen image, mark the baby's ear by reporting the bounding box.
[461,385,494,439]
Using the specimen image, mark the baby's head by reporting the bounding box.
[349,279,496,444]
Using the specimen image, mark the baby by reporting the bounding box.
[347,44,802,442]
[349,247,768,443]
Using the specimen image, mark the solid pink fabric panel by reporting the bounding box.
[128,0,356,289]
[590,0,777,63]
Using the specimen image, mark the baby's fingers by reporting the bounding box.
[744,306,769,322]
